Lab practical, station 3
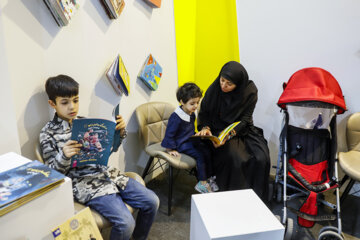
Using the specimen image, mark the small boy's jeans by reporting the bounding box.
[86,178,159,240]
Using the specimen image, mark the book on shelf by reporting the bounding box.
[191,121,241,145]
[0,160,65,216]
[138,54,163,91]
[52,207,103,240]
[143,0,161,8]
[44,0,80,26]
[106,55,130,96]
[100,0,125,19]
[70,118,116,167]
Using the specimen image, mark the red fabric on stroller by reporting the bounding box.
[277,67,346,114]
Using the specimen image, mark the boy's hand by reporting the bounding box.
[115,115,127,137]
[63,140,82,158]
[166,149,179,157]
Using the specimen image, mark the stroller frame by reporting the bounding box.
[274,104,343,239]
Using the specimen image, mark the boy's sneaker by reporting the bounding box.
[208,176,219,192]
[194,181,212,193]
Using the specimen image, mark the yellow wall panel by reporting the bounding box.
[174,0,239,91]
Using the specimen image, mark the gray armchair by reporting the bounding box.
[135,101,196,215]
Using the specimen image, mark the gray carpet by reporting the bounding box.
[146,169,360,240]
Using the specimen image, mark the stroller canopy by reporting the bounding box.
[277,67,346,114]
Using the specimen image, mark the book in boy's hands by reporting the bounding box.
[191,121,241,145]
[52,207,103,240]
[71,118,116,167]
[138,54,163,91]
[0,160,65,216]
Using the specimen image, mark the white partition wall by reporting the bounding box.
[236,0,360,171]
[0,0,179,172]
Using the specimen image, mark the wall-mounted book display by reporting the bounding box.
[143,0,161,8]
[106,55,130,96]
[138,54,163,91]
[43,0,80,27]
[100,0,125,19]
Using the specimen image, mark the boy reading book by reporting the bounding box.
[39,75,159,240]
[161,83,218,193]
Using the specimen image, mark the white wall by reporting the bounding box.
[0,0,179,173]
[236,0,360,172]
[0,6,21,155]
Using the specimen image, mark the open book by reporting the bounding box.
[191,121,241,145]
[70,118,116,167]
[0,160,65,216]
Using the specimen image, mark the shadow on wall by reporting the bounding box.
[133,0,153,20]
[21,91,50,160]
[84,0,112,34]
[3,0,60,50]
[135,76,153,101]
[123,111,146,174]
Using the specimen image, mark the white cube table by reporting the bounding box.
[190,189,284,240]
[0,152,75,240]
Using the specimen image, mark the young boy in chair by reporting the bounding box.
[40,75,159,240]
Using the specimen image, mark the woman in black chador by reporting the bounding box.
[197,61,270,200]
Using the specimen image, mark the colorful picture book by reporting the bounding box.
[106,55,130,96]
[191,121,241,145]
[52,207,103,240]
[100,0,125,19]
[71,118,116,167]
[143,0,161,8]
[138,54,163,91]
[0,161,65,216]
[43,0,80,27]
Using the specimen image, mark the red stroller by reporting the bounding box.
[275,67,346,240]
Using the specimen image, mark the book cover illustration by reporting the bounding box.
[52,207,103,240]
[0,161,65,216]
[143,0,161,8]
[44,0,80,26]
[117,55,130,96]
[138,54,163,91]
[191,121,241,145]
[100,0,125,19]
[71,118,116,167]
[106,55,130,96]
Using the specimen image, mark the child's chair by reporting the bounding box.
[135,101,197,216]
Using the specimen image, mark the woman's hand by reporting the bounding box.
[63,140,82,158]
[166,149,179,157]
[115,115,127,137]
[196,126,212,136]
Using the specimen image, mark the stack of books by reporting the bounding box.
[100,0,125,19]
[138,54,163,91]
[0,161,65,216]
[106,55,130,96]
[43,0,80,27]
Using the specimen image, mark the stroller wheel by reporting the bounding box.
[319,226,342,235]
[318,230,345,240]
[284,218,294,240]
[276,184,282,203]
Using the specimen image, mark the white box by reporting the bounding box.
[0,152,75,240]
[190,189,284,240]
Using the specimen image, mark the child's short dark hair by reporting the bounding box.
[45,75,79,102]
[176,82,203,103]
